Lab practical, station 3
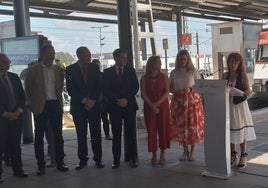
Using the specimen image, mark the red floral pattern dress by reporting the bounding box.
[169,69,204,145]
[170,91,204,145]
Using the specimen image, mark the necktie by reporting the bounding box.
[118,67,122,77]
[82,65,87,84]
[2,74,16,110]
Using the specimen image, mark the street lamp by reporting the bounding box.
[91,25,109,71]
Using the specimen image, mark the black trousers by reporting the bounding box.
[109,108,137,163]
[0,117,23,173]
[72,108,102,163]
[33,100,64,167]
[101,101,110,137]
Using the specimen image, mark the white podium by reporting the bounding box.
[194,80,232,179]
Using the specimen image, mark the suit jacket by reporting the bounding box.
[103,65,139,112]
[65,62,101,115]
[25,63,64,115]
[0,72,25,117]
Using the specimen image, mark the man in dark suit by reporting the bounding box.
[103,48,139,169]
[25,45,68,176]
[92,59,112,141]
[65,46,104,170]
[0,53,28,182]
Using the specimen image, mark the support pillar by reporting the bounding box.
[13,0,33,144]
[176,12,183,52]
[117,0,138,161]
[13,0,31,36]
[117,0,133,67]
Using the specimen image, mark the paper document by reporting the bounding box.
[228,87,244,96]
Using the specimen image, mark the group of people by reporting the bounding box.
[141,50,205,165]
[140,50,256,169]
[0,46,256,183]
[0,45,138,183]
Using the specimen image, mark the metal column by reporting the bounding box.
[176,12,183,52]
[13,0,31,36]
[117,0,133,67]
[13,0,33,144]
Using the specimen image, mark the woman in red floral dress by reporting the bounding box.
[141,55,170,165]
[169,50,204,161]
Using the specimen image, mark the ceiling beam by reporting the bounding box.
[0,0,267,22]
[197,4,268,20]
[152,0,199,7]
[0,9,117,24]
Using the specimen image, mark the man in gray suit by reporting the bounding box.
[25,45,68,176]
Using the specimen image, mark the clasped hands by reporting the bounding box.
[116,98,128,108]
[150,101,160,114]
[3,111,22,121]
[83,99,96,111]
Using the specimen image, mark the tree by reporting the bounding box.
[55,52,75,68]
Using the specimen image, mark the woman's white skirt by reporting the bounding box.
[229,100,256,144]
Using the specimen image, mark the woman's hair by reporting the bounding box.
[145,55,161,75]
[175,49,195,71]
[227,52,246,72]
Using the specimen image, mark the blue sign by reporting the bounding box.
[8,54,39,65]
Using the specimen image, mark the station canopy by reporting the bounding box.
[0,0,268,23]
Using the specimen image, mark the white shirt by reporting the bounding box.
[41,63,58,100]
[115,65,124,75]
[169,68,200,91]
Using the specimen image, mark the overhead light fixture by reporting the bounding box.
[222,1,239,6]
[171,13,177,21]
[153,0,199,8]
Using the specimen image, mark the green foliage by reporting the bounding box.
[55,52,75,68]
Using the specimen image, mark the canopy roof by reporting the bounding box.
[0,0,268,23]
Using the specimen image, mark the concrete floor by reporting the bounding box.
[1,107,268,188]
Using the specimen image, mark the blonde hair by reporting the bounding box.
[145,55,161,75]
[174,50,195,71]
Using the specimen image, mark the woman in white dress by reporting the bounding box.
[223,52,256,169]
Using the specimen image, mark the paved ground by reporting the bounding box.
[1,107,268,188]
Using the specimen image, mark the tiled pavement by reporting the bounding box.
[1,107,268,188]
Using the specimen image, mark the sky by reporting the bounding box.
[0,6,217,58]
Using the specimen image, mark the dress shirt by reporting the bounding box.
[41,63,58,100]
[115,65,124,76]
[0,72,23,115]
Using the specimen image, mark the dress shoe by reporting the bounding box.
[105,136,112,140]
[124,157,130,162]
[13,171,28,178]
[0,177,3,183]
[95,161,105,168]
[75,163,87,170]
[36,167,46,176]
[131,161,138,168]
[57,163,69,172]
[112,161,120,169]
